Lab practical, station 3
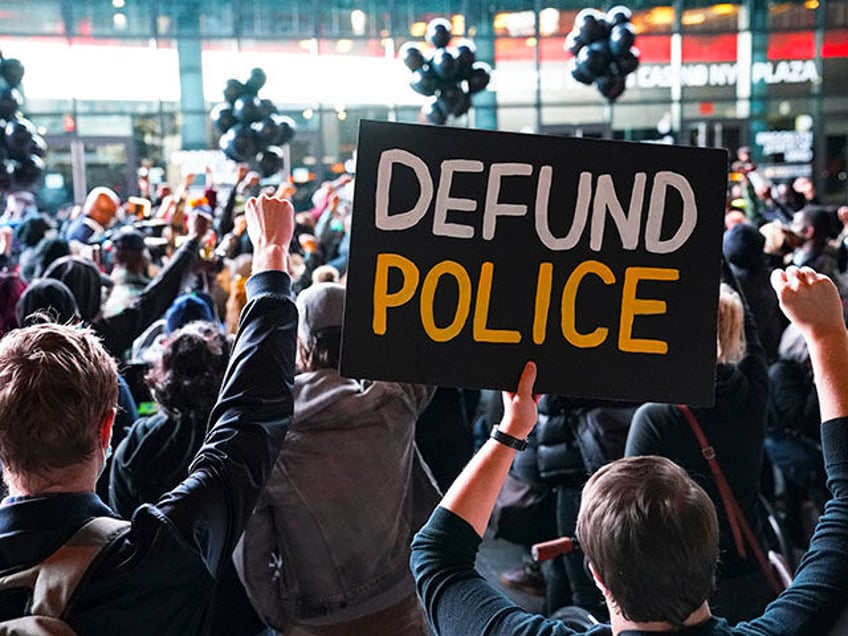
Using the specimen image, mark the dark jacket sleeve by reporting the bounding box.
[94,238,199,358]
[150,269,297,578]
[411,507,579,636]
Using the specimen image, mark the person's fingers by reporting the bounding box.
[769,268,787,292]
[516,361,537,398]
[799,266,818,285]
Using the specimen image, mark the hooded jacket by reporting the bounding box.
[236,370,438,629]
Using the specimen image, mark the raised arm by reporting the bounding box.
[771,266,848,422]
[742,266,848,634]
[154,195,297,578]
[440,361,538,536]
[95,210,211,358]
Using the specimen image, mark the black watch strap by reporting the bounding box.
[490,425,528,451]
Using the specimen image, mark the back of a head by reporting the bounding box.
[717,283,746,365]
[44,255,103,322]
[798,205,836,240]
[577,455,719,627]
[31,236,70,279]
[147,321,229,421]
[0,322,118,479]
[16,278,81,327]
[723,223,765,272]
[296,282,345,371]
[165,293,215,334]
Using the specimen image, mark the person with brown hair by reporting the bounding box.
[0,194,297,634]
[411,265,848,635]
[625,280,773,622]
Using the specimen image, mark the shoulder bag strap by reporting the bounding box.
[678,405,784,596]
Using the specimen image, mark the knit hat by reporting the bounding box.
[15,215,52,248]
[165,293,215,334]
[723,223,766,271]
[30,236,70,279]
[43,255,108,323]
[296,282,345,344]
[16,278,80,326]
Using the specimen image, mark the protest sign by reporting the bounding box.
[340,120,727,405]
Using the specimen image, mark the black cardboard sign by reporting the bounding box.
[340,120,727,405]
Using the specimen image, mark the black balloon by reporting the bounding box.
[11,154,44,189]
[257,145,284,177]
[575,9,608,43]
[455,43,476,79]
[272,115,296,146]
[565,30,586,56]
[437,85,463,114]
[232,95,263,123]
[251,115,279,145]
[422,99,447,125]
[609,23,636,56]
[245,68,267,94]
[616,47,640,75]
[409,68,439,96]
[467,62,491,94]
[219,125,257,163]
[31,134,47,157]
[223,79,244,104]
[210,103,237,134]
[432,49,457,81]
[5,118,35,161]
[606,5,633,26]
[0,59,24,87]
[401,43,426,71]
[578,42,611,78]
[0,87,22,119]
[569,59,595,85]
[597,75,626,101]
[259,98,278,118]
[426,18,452,49]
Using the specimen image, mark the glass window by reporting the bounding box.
[67,0,153,38]
[0,1,65,35]
[768,2,817,30]
[681,3,741,33]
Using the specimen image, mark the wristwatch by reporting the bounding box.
[490,425,529,451]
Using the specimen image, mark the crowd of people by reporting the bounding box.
[0,154,845,636]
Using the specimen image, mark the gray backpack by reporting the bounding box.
[0,517,129,635]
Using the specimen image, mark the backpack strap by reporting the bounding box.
[0,517,129,620]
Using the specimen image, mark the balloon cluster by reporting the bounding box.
[0,54,45,192]
[566,6,640,102]
[210,68,296,178]
[402,19,492,125]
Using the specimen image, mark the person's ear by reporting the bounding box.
[587,561,612,599]
[99,408,116,452]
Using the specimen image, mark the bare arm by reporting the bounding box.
[771,266,848,422]
[440,361,537,537]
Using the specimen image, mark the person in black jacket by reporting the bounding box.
[0,193,296,634]
[625,278,772,622]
